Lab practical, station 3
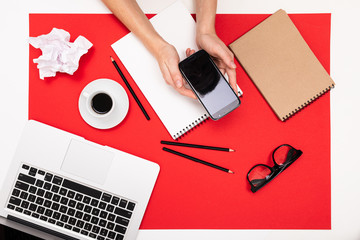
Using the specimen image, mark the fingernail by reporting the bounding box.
[176,80,182,88]
[231,61,237,69]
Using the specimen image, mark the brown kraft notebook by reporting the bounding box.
[229,9,335,121]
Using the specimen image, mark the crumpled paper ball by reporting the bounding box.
[29,28,93,80]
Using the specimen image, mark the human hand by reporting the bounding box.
[195,32,238,93]
[154,42,196,99]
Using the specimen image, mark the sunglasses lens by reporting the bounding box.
[248,165,271,187]
[274,145,297,165]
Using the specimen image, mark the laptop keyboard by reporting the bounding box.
[6,164,136,240]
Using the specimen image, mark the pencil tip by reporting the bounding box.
[229,170,235,174]
[110,56,114,61]
[229,149,235,152]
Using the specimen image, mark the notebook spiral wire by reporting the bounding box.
[283,84,335,121]
[173,114,209,140]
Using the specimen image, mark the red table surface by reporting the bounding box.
[29,13,331,229]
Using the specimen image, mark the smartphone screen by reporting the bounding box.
[179,50,240,120]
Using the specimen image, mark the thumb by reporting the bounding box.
[167,62,183,88]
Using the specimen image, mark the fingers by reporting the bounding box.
[169,69,196,99]
[219,68,226,75]
[210,43,238,93]
[185,47,237,96]
[215,52,238,93]
[177,86,197,99]
[186,48,196,57]
[208,48,238,93]
[156,44,197,99]
[166,57,184,89]
[159,61,197,99]
[159,63,174,87]
[214,45,237,70]
[215,61,237,93]
[226,67,238,93]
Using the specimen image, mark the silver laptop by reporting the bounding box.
[0,120,160,240]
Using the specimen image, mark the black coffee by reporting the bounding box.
[91,93,113,114]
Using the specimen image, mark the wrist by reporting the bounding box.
[152,40,172,61]
[195,0,217,35]
[196,22,216,36]
[142,32,169,59]
[196,30,217,48]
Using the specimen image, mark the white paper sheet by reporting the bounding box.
[112,1,241,139]
[29,28,92,80]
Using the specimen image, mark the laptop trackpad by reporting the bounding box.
[61,139,114,185]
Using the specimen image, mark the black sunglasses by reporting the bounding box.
[247,144,303,193]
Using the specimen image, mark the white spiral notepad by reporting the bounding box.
[112,1,241,140]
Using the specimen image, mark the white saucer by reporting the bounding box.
[79,79,129,129]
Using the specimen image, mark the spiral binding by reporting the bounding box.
[173,114,209,140]
[282,84,335,121]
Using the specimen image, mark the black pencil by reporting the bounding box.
[161,140,235,152]
[162,147,234,174]
[110,56,150,120]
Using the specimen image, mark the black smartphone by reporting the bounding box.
[179,50,241,120]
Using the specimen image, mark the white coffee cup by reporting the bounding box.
[79,78,129,129]
[82,91,115,118]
